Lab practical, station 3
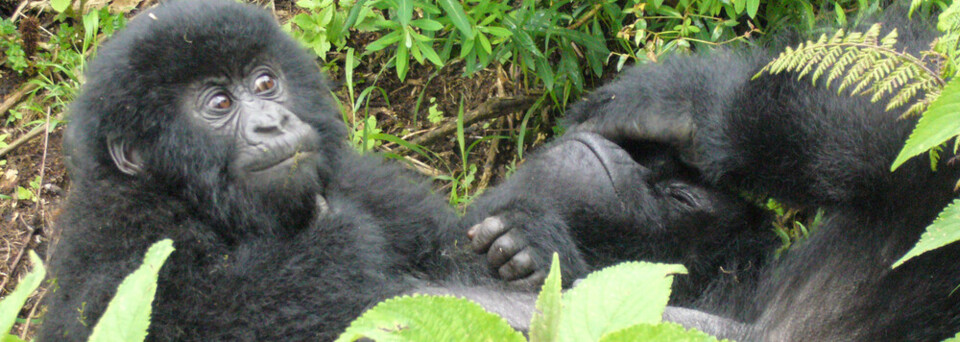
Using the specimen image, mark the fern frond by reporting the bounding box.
[827,48,859,85]
[812,46,843,83]
[885,73,925,111]
[758,23,946,114]
[900,89,941,119]
[871,62,914,102]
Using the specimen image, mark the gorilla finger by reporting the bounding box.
[469,216,508,253]
[498,248,536,281]
[508,270,547,289]
[488,232,525,268]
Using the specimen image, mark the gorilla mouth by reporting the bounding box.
[247,150,317,173]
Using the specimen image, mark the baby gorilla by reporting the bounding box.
[40,1,523,340]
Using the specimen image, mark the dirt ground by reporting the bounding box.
[0,0,558,338]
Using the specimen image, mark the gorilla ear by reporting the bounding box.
[107,137,144,176]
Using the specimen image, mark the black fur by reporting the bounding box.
[470,7,960,341]
[40,1,501,340]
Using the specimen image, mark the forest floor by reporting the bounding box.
[0,0,574,338]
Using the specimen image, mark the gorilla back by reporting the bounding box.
[41,1,478,340]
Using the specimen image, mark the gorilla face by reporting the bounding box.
[183,64,323,194]
[64,0,347,239]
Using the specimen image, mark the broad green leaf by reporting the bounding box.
[481,26,513,38]
[942,331,960,342]
[892,78,960,171]
[51,0,71,13]
[558,262,687,342]
[0,252,45,336]
[436,0,474,38]
[892,198,960,268]
[598,322,722,342]
[397,0,413,25]
[416,40,444,66]
[529,254,562,342]
[365,30,402,52]
[89,239,176,342]
[339,0,370,37]
[335,295,525,342]
[396,44,409,81]
[502,16,544,58]
[747,0,760,18]
[1,335,27,342]
[411,19,443,31]
[478,33,492,54]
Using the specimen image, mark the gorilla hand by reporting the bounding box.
[469,215,552,288]
[468,205,593,289]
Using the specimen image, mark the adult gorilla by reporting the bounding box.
[40,1,531,340]
[468,9,960,341]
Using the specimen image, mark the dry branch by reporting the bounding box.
[410,95,539,147]
[0,83,39,117]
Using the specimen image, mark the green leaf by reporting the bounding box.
[396,44,409,81]
[82,9,101,47]
[51,0,71,13]
[892,78,960,171]
[340,0,371,37]
[1,335,27,342]
[598,322,721,342]
[558,262,687,342]
[481,26,512,38]
[411,19,443,31]
[397,0,413,25]
[746,0,760,18]
[478,33,492,54]
[502,16,543,58]
[892,198,960,268]
[416,40,444,66]
[436,0,474,38]
[942,331,960,342]
[335,295,525,342]
[89,239,176,342]
[0,252,45,336]
[365,30,402,52]
[529,253,563,342]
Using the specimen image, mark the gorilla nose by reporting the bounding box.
[247,103,294,140]
[532,131,651,203]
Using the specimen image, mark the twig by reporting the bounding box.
[10,0,29,21]
[0,83,40,117]
[19,286,47,339]
[35,109,50,213]
[0,123,46,159]
[567,4,602,30]
[0,217,37,294]
[476,126,501,190]
[410,95,539,147]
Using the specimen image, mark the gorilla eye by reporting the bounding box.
[207,93,233,111]
[254,74,277,94]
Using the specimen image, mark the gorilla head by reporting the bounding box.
[66,1,344,239]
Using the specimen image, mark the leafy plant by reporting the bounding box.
[337,254,720,341]
[88,239,175,342]
[0,239,173,342]
[365,0,446,80]
[0,19,29,73]
[0,251,44,342]
[287,0,383,61]
[756,23,943,117]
